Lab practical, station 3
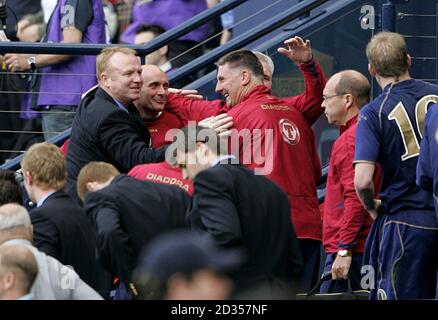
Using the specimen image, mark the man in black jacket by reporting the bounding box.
[20,143,111,298]
[66,47,166,203]
[77,161,190,298]
[172,125,303,297]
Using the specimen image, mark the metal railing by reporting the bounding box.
[0,0,248,56]
[381,0,438,84]
[168,0,329,84]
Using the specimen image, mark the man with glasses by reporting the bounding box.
[320,70,381,293]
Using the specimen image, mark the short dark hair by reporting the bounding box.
[216,50,264,81]
[136,24,166,37]
[0,170,23,206]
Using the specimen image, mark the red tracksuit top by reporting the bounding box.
[323,115,381,253]
[128,161,194,195]
[143,111,184,148]
[167,85,322,240]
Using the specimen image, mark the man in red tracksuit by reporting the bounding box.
[320,70,381,293]
[166,38,325,291]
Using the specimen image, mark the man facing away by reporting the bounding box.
[21,142,111,298]
[172,125,302,297]
[0,203,102,300]
[77,161,190,298]
[354,32,438,300]
[0,244,38,300]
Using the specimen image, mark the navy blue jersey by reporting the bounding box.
[417,103,438,214]
[354,79,438,213]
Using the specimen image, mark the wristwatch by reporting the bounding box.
[337,249,352,257]
[27,56,36,71]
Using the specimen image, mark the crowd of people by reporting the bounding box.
[0,1,437,302]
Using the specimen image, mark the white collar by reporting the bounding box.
[211,155,236,167]
[37,191,56,208]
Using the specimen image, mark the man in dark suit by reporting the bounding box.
[77,161,191,298]
[20,143,111,298]
[66,47,166,203]
[172,125,303,297]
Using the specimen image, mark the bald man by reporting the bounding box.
[0,244,38,300]
[320,70,381,293]
[134,65,185,148]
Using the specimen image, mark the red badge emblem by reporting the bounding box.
[279,119,300,145]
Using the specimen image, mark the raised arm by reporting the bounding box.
[278,36,326,125]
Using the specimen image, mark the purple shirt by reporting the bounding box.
[36,0,106,108]
[121,0,208,44]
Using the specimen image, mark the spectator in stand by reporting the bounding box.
[3,0,42,41]
[134,25,171,71]
[0,203,102,300]
[207,0,234,45]
[4,0,107,140]
[121,0,209,68]
[320,70,381,293]
[134,25,194,87]
[0,244,38,300]
[20,143,112,298]
[77,161,190,299]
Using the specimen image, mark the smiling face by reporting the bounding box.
[137,65,169,113]
[102,52,143,106]
[215,63,245,107]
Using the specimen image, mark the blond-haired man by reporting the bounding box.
[66,47,167,203]
[21,142,111,298]
[354,32,438,300]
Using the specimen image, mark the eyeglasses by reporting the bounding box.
[322,93,347,103]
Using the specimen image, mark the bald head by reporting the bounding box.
[0,244,38,299]
[328,70,370,108]
[0,204,32,244]
[135,64,170,118]
[323,70,370,126]
[142,64,167,81]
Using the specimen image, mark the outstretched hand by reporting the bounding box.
[199,113,233,137]
[169,88,203,100]
[277,36,312,64]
